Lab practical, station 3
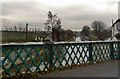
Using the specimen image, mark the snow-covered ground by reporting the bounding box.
[1,42,44,46]
[1,40,119,46]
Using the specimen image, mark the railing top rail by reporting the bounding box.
[0,41,119,46]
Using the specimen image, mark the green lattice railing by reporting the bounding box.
[1,41,120,77]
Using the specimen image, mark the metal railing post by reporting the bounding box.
[89,43,93,63]
[110,42,114,60]
[117,42,120,60]
[48,44,53,71]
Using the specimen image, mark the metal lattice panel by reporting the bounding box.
[92,43,111,62]
[1,41,120,77]
[2,45,50,77]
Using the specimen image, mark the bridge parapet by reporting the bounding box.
[1,41,120,78]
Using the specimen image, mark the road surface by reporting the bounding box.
[39,60,119,77]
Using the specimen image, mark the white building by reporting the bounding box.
[117,1,120,32]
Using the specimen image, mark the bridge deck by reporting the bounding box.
[39,60,119,77]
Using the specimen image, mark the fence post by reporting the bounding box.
[110,42,114,60]
[48,44,53,71]
[117,42,120,60]
[89,43,93,63]
[26,23,28,42]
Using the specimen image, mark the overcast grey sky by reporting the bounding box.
[1,0,119,31]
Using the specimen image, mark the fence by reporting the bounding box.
[1,41,120,77]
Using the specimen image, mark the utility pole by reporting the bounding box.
[111,19,114,39]
[26,23,28,42]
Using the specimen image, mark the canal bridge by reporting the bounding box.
[1,41,120,78]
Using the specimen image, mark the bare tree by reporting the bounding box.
[91,21,106,40]
[13,26,17,31]
[91,21,106,31]
[44,11,62,41]
[17,22,25,32]
[2,18,10,31]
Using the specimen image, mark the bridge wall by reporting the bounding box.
[1,41,120,78]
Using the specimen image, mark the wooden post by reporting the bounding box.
[26,23,28,42]
[111,19,114,39]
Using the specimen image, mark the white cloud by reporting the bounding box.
[1,0,35,2]
[1,0,119,30]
